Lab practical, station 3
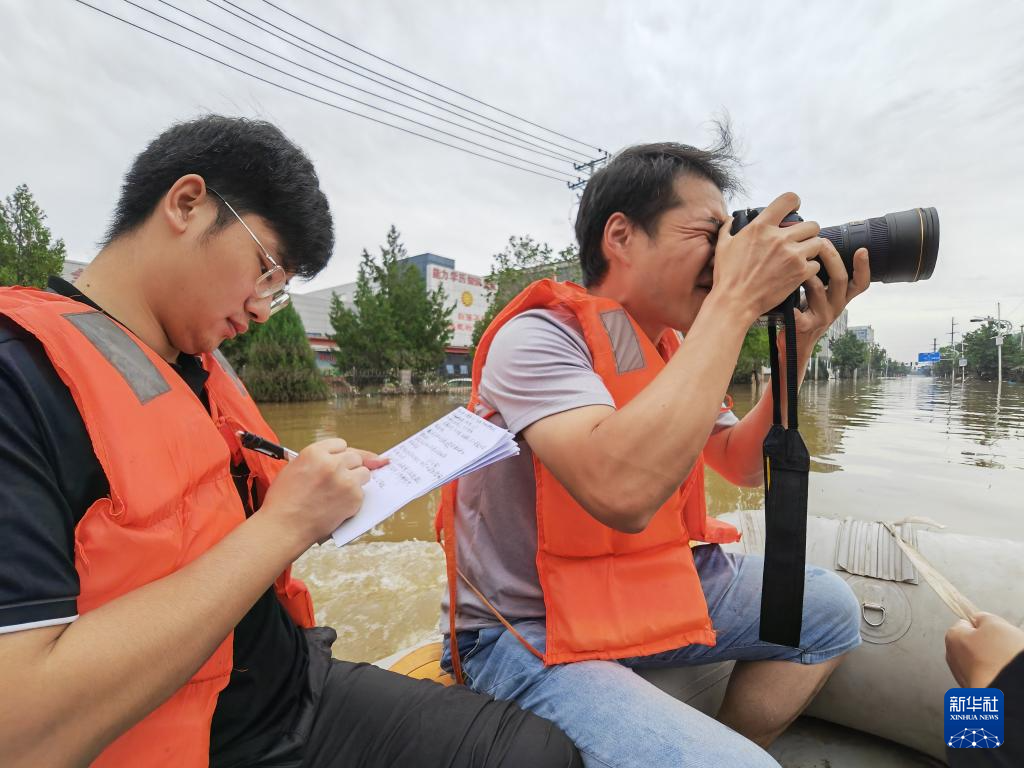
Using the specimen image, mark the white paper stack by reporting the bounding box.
[331,407,518,546]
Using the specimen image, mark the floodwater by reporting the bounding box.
[261,376,1024,662]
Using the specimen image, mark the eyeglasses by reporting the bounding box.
[208,188,290,316]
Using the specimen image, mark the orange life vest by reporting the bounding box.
[437,280,740,678]
[0,287,315,768]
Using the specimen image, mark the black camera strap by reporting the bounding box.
[759,295,809,647]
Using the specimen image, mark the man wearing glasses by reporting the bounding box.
[0,116,579,768]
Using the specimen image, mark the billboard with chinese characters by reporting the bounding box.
[425,265,490,348]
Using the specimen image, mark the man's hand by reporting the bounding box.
[260,437,372,551]
[946,612,1024,688]
[705,203,871,485]
[793,238,871,344]
[713,192,824,324]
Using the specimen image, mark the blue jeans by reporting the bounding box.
[442,545,862,768]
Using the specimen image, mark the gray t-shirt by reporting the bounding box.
[440,307,738,634]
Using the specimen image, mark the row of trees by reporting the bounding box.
[827,332,910,378]
[3,184,928,400]
[731,329,912,384]
[930,321,1024,381]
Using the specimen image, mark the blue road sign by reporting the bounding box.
[918,351,941,362]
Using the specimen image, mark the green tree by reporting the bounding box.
[962,321,1024,381]
[471,236,580,353]
[0,184,66,288]
[860,342,889,375]
[931,344,957,378]
[887,359,911,376]
[1012,331,1024,381]
[221,303,329,402]
[830,331,867,377]
[732,327,770,383]
[331,252,395,372]
[330,226,453,375]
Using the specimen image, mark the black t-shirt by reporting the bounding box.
[0,278,309,766]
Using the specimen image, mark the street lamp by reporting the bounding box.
[970,301,1014,397]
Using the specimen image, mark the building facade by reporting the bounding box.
[848,325,875,345]
[408,253,488,376]
[61,259,89,283]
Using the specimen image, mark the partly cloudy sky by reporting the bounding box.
[3,0,1023,360]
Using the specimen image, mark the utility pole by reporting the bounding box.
[949,318,959,382]
[568,153,610,191]
[997,302,1003,398]
[971,301,1013,399]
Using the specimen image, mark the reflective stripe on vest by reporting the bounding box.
[0,287,314,767]
[437,280,740,677]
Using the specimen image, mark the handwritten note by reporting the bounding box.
[331,407,518,546]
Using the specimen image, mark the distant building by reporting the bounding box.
[814,310,849,377]
[848,325,875,345]
[291,253,489,376]
[415,252,489,376]
[61,258,89,283]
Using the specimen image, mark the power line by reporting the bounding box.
[210,0,591,165]
[159,0,579,167]
[118,0,579,179]
[72,0,575,183]
[196,0,582,165]
[256,0,604,157]
[1004,297,1024,321]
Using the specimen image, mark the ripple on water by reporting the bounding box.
[294,541,445,663]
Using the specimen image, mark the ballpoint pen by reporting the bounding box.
[237,430,299,461]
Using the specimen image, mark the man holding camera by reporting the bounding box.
[439,138,871,766]
[0,116,581,767]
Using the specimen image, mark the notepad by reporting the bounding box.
[331,407,519,546]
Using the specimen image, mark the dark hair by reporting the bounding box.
[575,122,743,287]
[105,115,333,279]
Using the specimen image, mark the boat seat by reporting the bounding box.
[387,642,454,686]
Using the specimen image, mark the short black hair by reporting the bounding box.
[575,122,743,287]
[105,115,333,279]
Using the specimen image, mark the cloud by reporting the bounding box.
[2,0,1022,360]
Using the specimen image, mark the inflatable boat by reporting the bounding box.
[376,510,1024,766]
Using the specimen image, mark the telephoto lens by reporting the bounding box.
[730,206,940,286]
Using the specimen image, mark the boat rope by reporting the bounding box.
[881,521,979,625]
